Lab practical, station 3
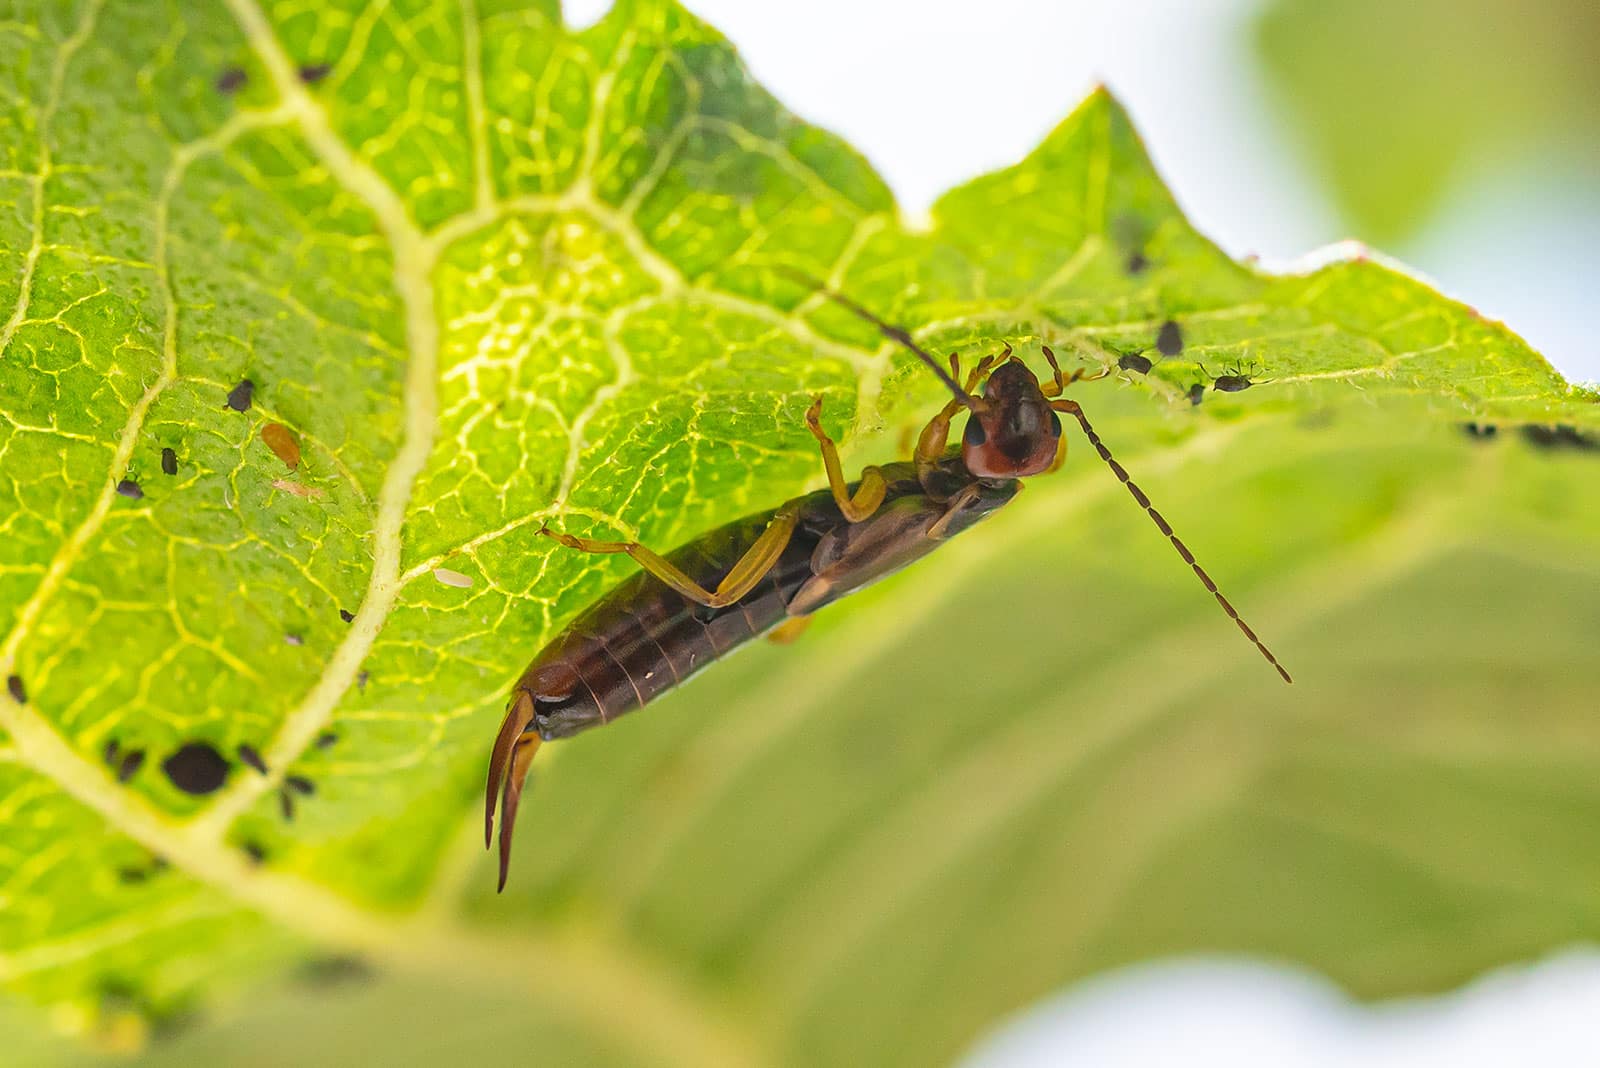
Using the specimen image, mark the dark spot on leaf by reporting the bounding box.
[215,67,247,94]
[225,379,255,412]
[285,633,304,646]
[6,674,25,704]
[238,744,268,775]
[296,955,375,988]
[161,447,178,475]
[298,63,331,84]
[1520,423,1600,453]
[103,738,121,765]
[241,840,267,865]
[116,479,143,499]
[339,608,355,623]
[315,731,340,749]
[161,743,230,795]
[356,671,369,692]
[1118,353,1153,375]
[1125,251,1150,275]
[279,787,296,822]
[118,865,149,884]
[285,775,315,796]
[1156,319,1183,357]
[1460,421,1499,441]
[1187,383,1205,407]
[116,749,145,783]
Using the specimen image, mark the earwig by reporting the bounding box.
[485,276,1292,890]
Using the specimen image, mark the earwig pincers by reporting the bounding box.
[485,274,1293,890]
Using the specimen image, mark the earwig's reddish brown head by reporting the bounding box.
[961,357,1063,479]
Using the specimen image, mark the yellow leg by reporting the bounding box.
[540,504,800,608]
[1040,343,1112,398]
[766,615,813,645]
[916,349,1001,491]
[806,395,886,522]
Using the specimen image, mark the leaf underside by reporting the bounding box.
[1,1,1598,1065]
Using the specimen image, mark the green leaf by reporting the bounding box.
[1255,0,1600,242]
[2,1,1598,1064]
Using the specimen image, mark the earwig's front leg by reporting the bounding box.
[916,349,1000,493]
[1040,344,1112,398]
[806,396,886,522]
[540,503,800,608]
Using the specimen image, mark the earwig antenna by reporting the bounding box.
[775,266,980,411]
[1052,398,1293,684]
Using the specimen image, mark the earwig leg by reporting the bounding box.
[1050,397,1292,684]
[486,690,535,848]
[541,504,800,608]
[497,731,542,892]
[766,614,812,645]
[915,351,1001,492]
[927,483,982,539]
[1040,344,1112,398]
[806,395,886,522]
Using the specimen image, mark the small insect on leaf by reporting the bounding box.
[1118,352,1153,375]
[115,749,146,784]
[1461,421,1499,441]
[261,423,301,470]
[285,775,316,797]
[271,479,325,500]
[298,63,331,84]
[214,67,247,94]
[338,608,355,623]
[161,743,231,796]
[160,447,178,476]
[433,567,474,589]
[116,479,143,499]
[6,674,25,704]
[1187,383,1206,406]
[226,378,255,412]
[315,731,340,750]
[1156,319,1184,357]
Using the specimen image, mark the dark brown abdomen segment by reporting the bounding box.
[518,490,839,741]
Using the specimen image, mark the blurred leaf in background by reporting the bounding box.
[1255,0,1600,244]
[2,1,1599,1067]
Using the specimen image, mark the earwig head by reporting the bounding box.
[961,357,1062,479]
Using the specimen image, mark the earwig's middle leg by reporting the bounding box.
[806,395,886,522]
[540,504,800,609]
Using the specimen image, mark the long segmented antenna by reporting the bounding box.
[1052,398,1292,684]
[776,266,980,410]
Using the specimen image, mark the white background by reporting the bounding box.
[570,2,1600,1063]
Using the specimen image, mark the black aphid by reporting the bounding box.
[315,731,340,750]
[161,742,230,796]
[226,379,255,412]
[118,866,149,885]
[1118,352,1153,375]
[215,67,247,94]
[356,671,368,692]
[1155,320,1183,357]
[116,479,143,499]
[1187,383,1205,406]
[238,744,268,775]
[279,787,296,822]
[6,674,25,704]
[1460,422,1499,440]
[285,775,316,796]
[1125,251,1150,275]
[1520,424,1600,453]
[161,447,178,475]
[242,840,268,865]
[298,63,331,84]
[103,739,121,766]
[339,608,355,623]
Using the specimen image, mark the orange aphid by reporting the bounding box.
[261,423,301,470]
[271,478,324,500]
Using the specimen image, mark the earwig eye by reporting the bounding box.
[1049,410,1062,437]
[963,418,988,447]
